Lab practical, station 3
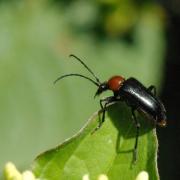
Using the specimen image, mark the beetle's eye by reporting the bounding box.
[101,83,108,90]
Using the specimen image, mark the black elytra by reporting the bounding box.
[54,54,167,163]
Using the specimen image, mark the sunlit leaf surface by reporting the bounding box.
[32,104,159,180]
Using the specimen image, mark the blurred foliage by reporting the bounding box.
[53,0,166,38]
[158,0,180,17]
[0,0,166,177]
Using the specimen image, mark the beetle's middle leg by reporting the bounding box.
[131,109,140,163]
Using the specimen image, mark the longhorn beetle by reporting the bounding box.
[54,54,167,162]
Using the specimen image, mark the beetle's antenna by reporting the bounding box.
[69,54,101,85]
[54,73,99,87]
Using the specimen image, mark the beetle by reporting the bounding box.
[54,54,167,162]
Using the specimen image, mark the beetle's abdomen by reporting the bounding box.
[119,78,166,122]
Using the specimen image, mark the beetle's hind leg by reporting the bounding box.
[131,109,140,163]
[148,85,156,96]
[92,96,116,134]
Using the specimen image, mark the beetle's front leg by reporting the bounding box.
[92,96,116,134]
[99,96,115,110]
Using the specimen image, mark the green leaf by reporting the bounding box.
[32,103,159,180]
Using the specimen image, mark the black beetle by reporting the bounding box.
[54,54,167,162]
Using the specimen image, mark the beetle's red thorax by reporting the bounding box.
[108,76,125,91]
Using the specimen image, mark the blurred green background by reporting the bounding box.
[0,0,169,178]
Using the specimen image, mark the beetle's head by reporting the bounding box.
[94,76,125,98]
[94,82,108,97]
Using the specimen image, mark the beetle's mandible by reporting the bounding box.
[54,54,167,162]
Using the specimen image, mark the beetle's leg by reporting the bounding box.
[99,96,114,109]
[99,96,115,128]
[131,109,140,163]
[148,85,156,96]
[92,96,116,133]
